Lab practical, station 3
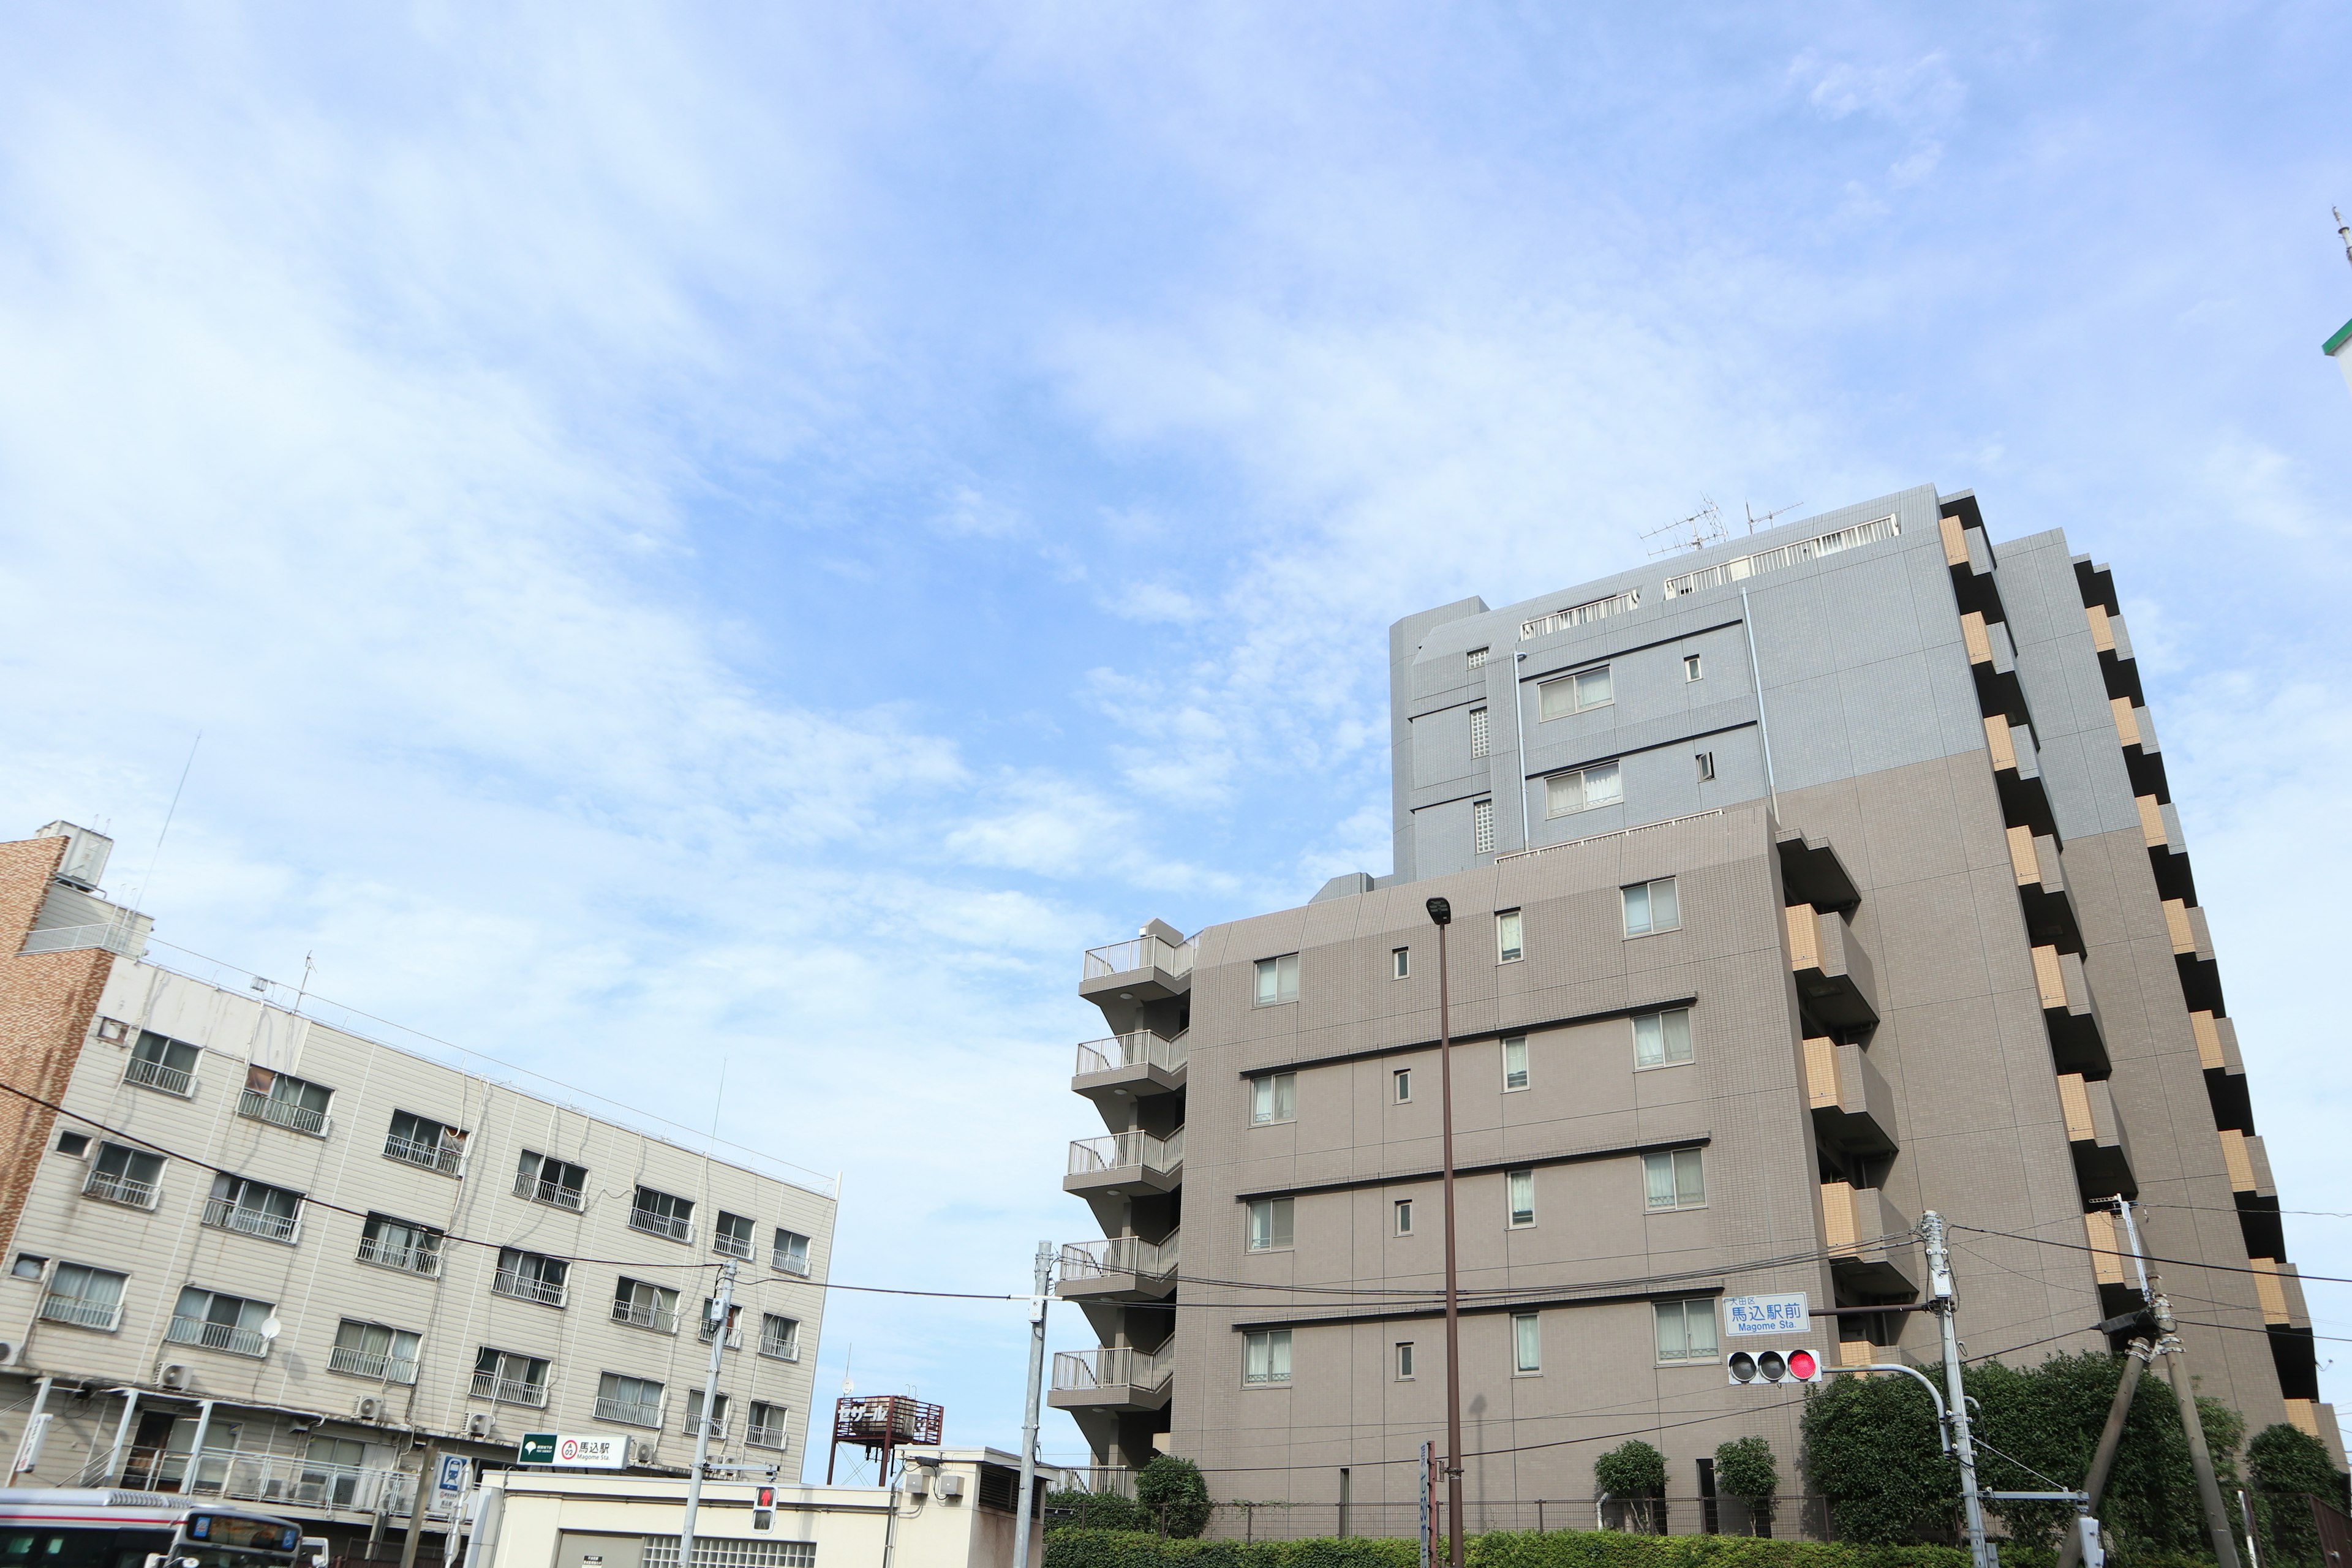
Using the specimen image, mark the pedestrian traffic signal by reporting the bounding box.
[1726,1347,1820,1385]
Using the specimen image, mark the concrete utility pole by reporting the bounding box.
[679,1257,740,1568]
[1425,897,1464,1568]
[1012,1241,1054,1568]
[398,1442,439,1568]
[1920,1213,1994,1568]
[2057,1337,2154,1568]
[2152,1284,2242,1568]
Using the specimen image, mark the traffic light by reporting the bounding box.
[755,1487,775,1531]
[1726,1347,1820,1385]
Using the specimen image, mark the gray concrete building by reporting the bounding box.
[1050,486,2336,1531]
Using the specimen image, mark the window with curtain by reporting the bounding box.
[1507,1169,1535,1227]
[1653,1299,1721,1363]
[1247,1197,1295,1252]
[1538,665,1612,719]
[1643,1148,1706,1211]
[1622,877,1681,936]
[1254,953,1300,1006]
[1545,761,1623,818]
[1513,1313,1542,1373]
[1243,1329,1292,1385]
[1633,1009,1695,1068]
[1502,1036,1529,1090]
[1495,909,1523,962]
[1250,1072,1297,1125]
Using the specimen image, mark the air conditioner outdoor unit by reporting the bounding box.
[158,1364,188,1390]
[466,1413,490,1439]
[630,1438,659,1466]
[355,1396,383,1422]
[0,1341,20,1368]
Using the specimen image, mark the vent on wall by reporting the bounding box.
[95,1019,129,1045]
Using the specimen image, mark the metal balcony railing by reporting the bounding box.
[383,1134,463,1175]
[1082,934,1193,981]
[759,1330,800,1362]
[745,1421,791,1451]
[167,1315,270,1359]
[1075,1468,1137,1499]
[681,1414,729,1439]
[238,1089,331,1137]
[1060,1232,1180,1282]
[473,1373,548,1408]
[123,1057,195,1096]
[713,1231,753,1261]
[772,1245,810,1276]
[356,1235,443,1276]
[696,1317,744,1348]
[22,922,144,957]
[38,1294,120,1331]
[1074,1031,1189,1077]
[175,1447,408,1514]
[327,1345,420,1384]
[612,1300,680,1334]
[594,1396,660,1427]
[1660,514,1899,600]
[492,1269,567,1307]
[629,1207,692,1243]
[83,1169,159,1210]
[1052,1346,1171,1393]
[202,1197,301,1245]
[1067,1128,1183,1178]
[513,1171,586,1210]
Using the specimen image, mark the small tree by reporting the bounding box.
[1713,1436,1778,1537]
[2250,1422,2352,1566]
[1134,1453,1211,1539]
[1593,1439,1667,1533]
[1042,1486,1152,1533]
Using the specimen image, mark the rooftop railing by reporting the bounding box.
[1068,1129,1183,1180]
[1519,588,1641,641]
[238,1089,332,1137]
[1082,934,1193,981]
[202,1197,301,1245]
[1661,514,1899,600]
[83,1169,159,1210]
[21,921,145,957]
[166,1315,270,1359]
[1074,1031,1189,1078]
[1052,1345,1171,1393]
[123,1057,196,1097]
[1060,1232,1180,1281]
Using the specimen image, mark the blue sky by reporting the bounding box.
[2,2,2350,1474]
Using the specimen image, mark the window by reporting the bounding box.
[1243,1329,1292,1385]
[358,1213,444,1275]
[595,1371,664,1427]
[1545,761,1623,818]
[1392,948,1409,979]
[1247,1197,1295,1253]
[1502,1036,1529,1091]
[1644,1148,1707,1211]
[1469,707,1490,759]
[644,1542,813,1568]
[13,1254,48,1281]
[1394,1199,1414,1237]
[55,1130,88,1156]
[1512,1312,1542,1374]
[1684,654,1703,682]
[492,1248,568,1306]
[1654,1299,1721,1363]
[383,1110,464,1174]
[774,1228,812,1275]
[330,1319,421,1384]
[1472,798,1495,854]
[239,1068,332,1136]
[126,1031,198,1096]
[1634,1009,1694,1069]
[698,1298,741,1345]
[205,1173,303,1244]
[760,1313,801,1361]
[1539,666,1613,720]
[1396,1341,1416,1380]
[38,1262,123,1330]
[473,1348,549,1406]
[514,1150,587,1210]
[1466,647,1488,671]
[1695,750,1716,782]
[684,1389,731,1438]
[168,1287,273,1358]
[714,1211,756,1260]
[1392,1068,1412,1102]
[613,1278,680,1333]
[85,1144,163,1208]
[1495,909,1523,963]
[1622,878,1681,936]
[747,1401,792,1450]
[1507,1170,1536,1227]
[1250,1073,1297,1126]
[631,1185,695,1242]
[1254,954,1300,1006]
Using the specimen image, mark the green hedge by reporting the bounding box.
[1044,1527,2051,1568]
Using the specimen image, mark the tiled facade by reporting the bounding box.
[1054,488,2337,1528]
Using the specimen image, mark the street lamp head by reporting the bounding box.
[1425,897,1452,927]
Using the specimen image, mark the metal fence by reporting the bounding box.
[1054,1496,1838,1544]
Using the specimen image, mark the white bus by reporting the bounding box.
[0,1490,305,1568]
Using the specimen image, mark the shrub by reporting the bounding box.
[1047,1486,1155,1533]
[2248,1422,2352,1566]
[1137,1454,1214,1539]
[1047,1526,2001,1568]
[1713,1438,1779,1537]
[1592,1441,1667,1535]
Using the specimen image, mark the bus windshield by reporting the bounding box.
[2,1525,175,1568]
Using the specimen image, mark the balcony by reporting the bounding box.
[1803,1039,1897,1159]
[22,920,148,958]
[1784,905,1877,1027]
[613,1300,680,1335]
[1079,922,1193,1023]
[680,1414,729,1440]
[2252,1259,2312,1331]
[1066,1129,1183,1198]
[760,1329,801,1361]
[167,1314,270,1359]
[629,1207,693,1243]
[472,1372,549,1408]
[2164,899,2223,1012]
[328,1345,421,1384]
[83,1168,160,1210]
[2030,945,2109,1076]
[1049,1346,1174,1412]
[594,1396,661,1428]
[202,1199,301,1246]
[1058,1232,1180,1302]
[123,1057,196,1098]
[356,1236,443,1277]
[513,1171,586,1211]
[383,1134,464,1177]
[492,1270,567,1308]
[37,1294,120,1332]
[176,1447,407,1515]
[746,1419,791,1451]
[2222,1129,2277,1200]
[1820,1182,1917,1296]
[2057,1073,2136,1200]
[238,1089,332,1138]
[1072,1030,1189,1106]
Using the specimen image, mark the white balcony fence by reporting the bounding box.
[613,1300,680,1334]
[745,1420,791,1451]
[1060,1232,1179,1282]
[595,1396,662,1428]
[714,1232,753,1261]
[473,1372,549,1408]
[772,1247,810,1276]
[696,1317,745,1349]
[1052,1346,1172,1394]
[759,1331,800,1362]
[238,1089,331,1137]
[1073,1031,1189,1078]
[680,1414,729,1439]
[22,922,144,957]
[1074,1468,1137,1498]
[38,1294,121,1331]
[630,1207,693,1243]
[1518,587,1641,640]
[1067,1129,1183,1179]
[493,1269,567,1307]
[123,1057,196,1097]
[167,1315,270,1359]
[357,1235,443,1276]
[83,1169,159,1210]
[383,1134,463,1175]
[202,1198,301,1245]
[327,1344,421,1384]
[163,1447,413,1515]
[1660,514,1900,600]
[514,1171,587,1210]
[1082,934,1194,981]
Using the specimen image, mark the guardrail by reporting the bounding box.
[1052,1346,1172,1393]
[1083,935,1193,981]
[1068,1129,1183,1178]
[1060,1232,1180,1281]
[1074,1031,1189,1078]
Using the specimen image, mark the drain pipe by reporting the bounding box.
[1510,652,1532,850]
[1739,588,1779,821]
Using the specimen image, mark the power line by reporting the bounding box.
[1955,1222,2352,1286]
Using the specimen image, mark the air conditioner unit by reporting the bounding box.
[158,1364,188,1390]
[355,1397,383,1422]
[466,1413,490,1439]
[0,1341,21,1368]
[630,1438,660,1467]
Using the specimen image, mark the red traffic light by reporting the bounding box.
[757,1488,775,1507]
[1787,1349,1819,1382]
[1727,1347,1822,1385]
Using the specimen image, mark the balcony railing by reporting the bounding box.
[1518,587,1642,639]
[759,1332,801,1362]
[696,1317,744,1349]
[38,1294,121,1332]
[681,1414,729,1439]
[612,1300,680,1334]
[1660,514,1899,600]
[167,1315,270,1359]
[1060,1232,1180,1282]
[327,1344,421,1384]
[1074,1031,1189,1077]
[1082,935,1193,981]
[202,1197,301,1245]
[745,1421,791,1451]
[383,1134,464,1175]
[629,1207,693,1242]
[83,1169,159,1210]
[22,921,145,957]
[1052,1346,1171,1393]
[772,1246,810,1276]
[123,1057,196,1097]
[714,1231,753,1261]
[594,1396,660,1428]
[472,1373,548,1408]
[1068,1129,1184,1178]
[492,1269,568,1307]
[239,1088,332,1137]
[1074,1468,1137,1499]
[176,1447,410,1515]
[356,1235,443,1276]
[513,1171,586,1210]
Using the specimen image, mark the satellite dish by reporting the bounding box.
[260,1317,283,1341]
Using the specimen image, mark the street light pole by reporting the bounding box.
[1427,896,1464,1568]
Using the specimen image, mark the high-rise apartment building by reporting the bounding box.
[1050,486,2336,1527]
[0,823,834,1551]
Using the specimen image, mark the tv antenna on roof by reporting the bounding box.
[1744,499,1804,535]
[1641,496,1728,557]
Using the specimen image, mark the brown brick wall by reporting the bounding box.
[0,835,111,1259]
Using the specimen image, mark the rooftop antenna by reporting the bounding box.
[1744,500,1804,535]
[841,1344,854,1396]
[2337,208,2352,272]
[131,730,202,912]
[1641,496,1728,557]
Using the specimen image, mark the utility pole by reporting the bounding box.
[397,1441,439,1568]
[2119,1199,2242,1568]
[1012,1241,1054,1568]
[1920,1212,1995,1568]
[1425,897,1464,1568]
[678,1258,739,1568]
[2057,1337,2154,1568]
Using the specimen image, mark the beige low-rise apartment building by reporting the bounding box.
[0,823,835,1556]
